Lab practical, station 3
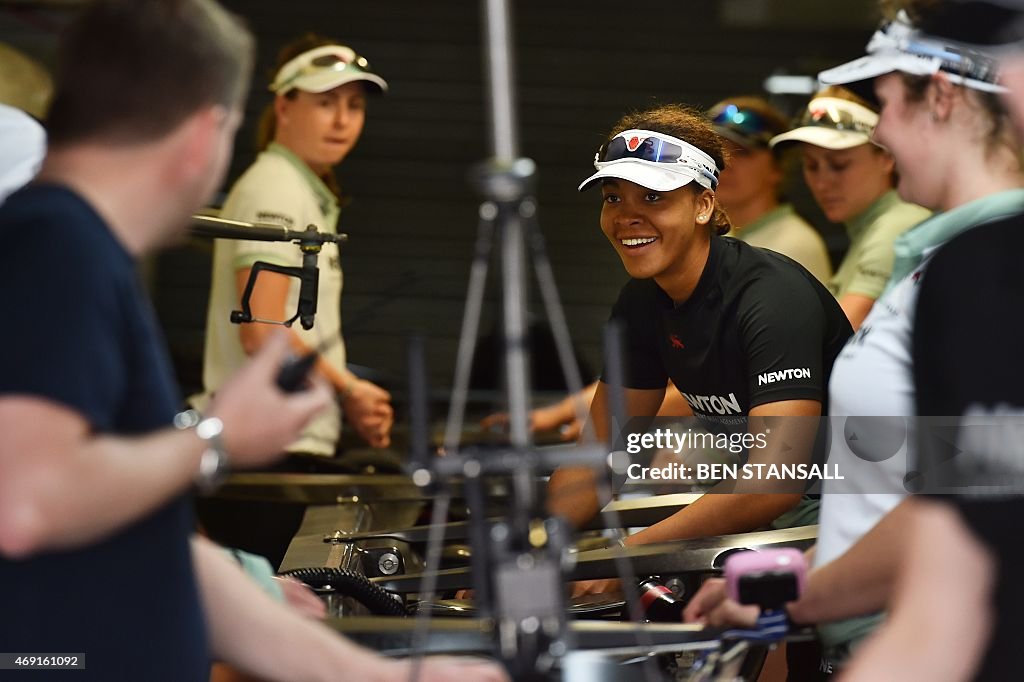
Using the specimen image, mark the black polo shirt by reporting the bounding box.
[608,235,852,433]
[913,216,1024,682]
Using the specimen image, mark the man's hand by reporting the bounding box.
[208,331,331,466]
[343,379,393,448]
[682,577,760,627]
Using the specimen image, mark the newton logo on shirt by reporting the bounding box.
[681,392,742,415]
[758,368,811,385]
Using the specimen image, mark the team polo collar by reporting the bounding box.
[886,188,1024,292]
[266,142,339,218]
[735,204,798,241]
[844,190,903,243]
[662,233,723,312]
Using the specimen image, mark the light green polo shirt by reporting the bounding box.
[729,204,832,284]
[828,191,930,301]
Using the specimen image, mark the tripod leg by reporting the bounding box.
[441,205,497,454]
[523,207,664,682]
[499,205,532,450]
[522,205,592,436]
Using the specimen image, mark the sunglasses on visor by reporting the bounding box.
[798,103,874,135]
[598,133,720,187]
[600,134,684,163]
[709,104,776,145]
[276,52,372,90]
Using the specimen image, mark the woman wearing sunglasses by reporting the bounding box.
[709,97,833,284]
[197,35,393,566]
[770,86,930,330]
[547,104,852,575]
[685,5,1024,675]
[481,98,837,444]
[203,34,392,455]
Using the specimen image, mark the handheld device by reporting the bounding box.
[276,336,340,393]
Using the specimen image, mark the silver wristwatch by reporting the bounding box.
[174,409,230,492]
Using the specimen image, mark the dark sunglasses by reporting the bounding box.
[597,131,719,189]
[600,134,688,164]
[709,104,776,146]
[309,53,371,70]
[277,52,373,90]
[798,102,874,135]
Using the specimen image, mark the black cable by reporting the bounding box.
[279,567,407,617]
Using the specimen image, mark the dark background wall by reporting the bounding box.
[1,0,880,402]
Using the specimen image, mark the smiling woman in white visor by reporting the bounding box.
[842,1,1024,676]
[547,106,853,615]
[771,86,930,330]
[577,124,726,284]
[813,7,1024,672]
[684,2,1024,675]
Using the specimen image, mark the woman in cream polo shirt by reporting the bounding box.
[202,36,393,461]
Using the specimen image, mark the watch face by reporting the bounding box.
[196,417,224,440]
[173,409,202,430]
[196,446,229,493]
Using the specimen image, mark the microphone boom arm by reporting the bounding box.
[191,214,347,245]
[189,215,347,331]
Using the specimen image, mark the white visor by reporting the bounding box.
[577,160,709,193]
[270,45,388,95]
[770,96,879,150]
[818,11,1006,93]
[578,129,720,192]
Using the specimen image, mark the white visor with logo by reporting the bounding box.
[578,129,720,192]
[770,96,879,150]
[270,45,388,95]
[818,11,1006,93]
